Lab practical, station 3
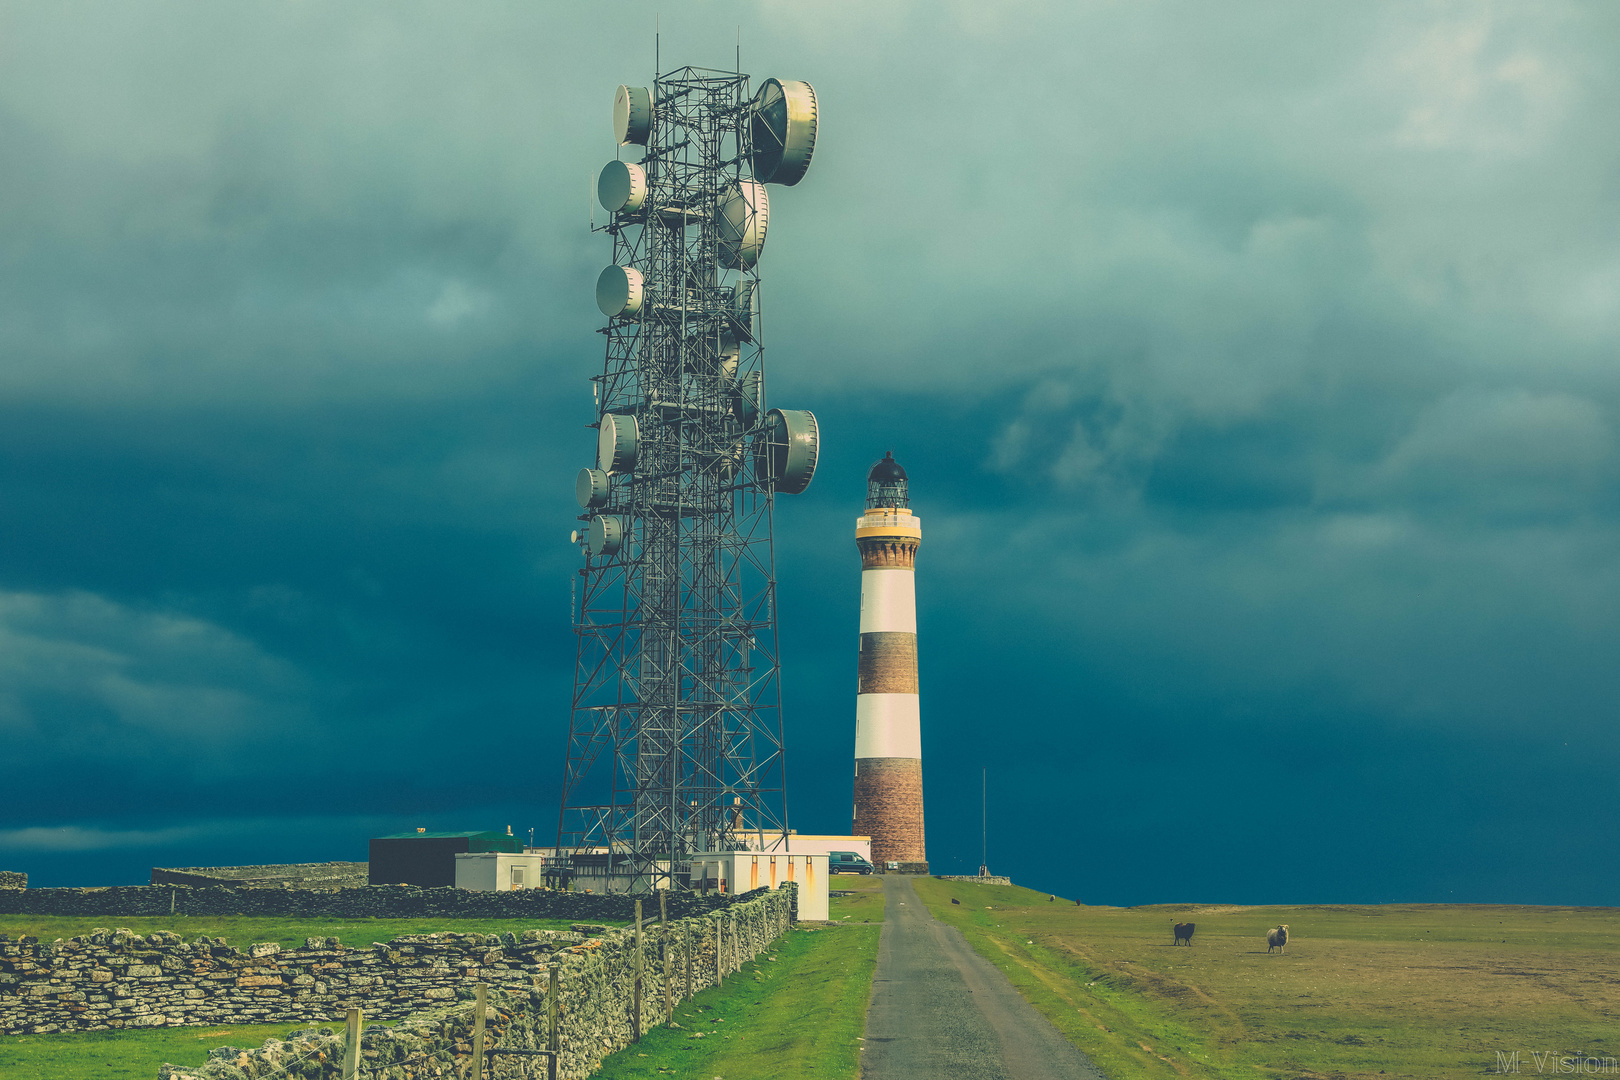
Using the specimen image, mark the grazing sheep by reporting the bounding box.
[1049,895,1055,902]
[1266,925,1290,953]
[1173,922,1195,946]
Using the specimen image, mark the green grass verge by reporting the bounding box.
[1,1024,309,1080]
[595,887,882,1080]
[1,914,616,952]
[910,878,1620,1080]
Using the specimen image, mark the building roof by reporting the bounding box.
[867,451,907,484]
[372,830,514,841]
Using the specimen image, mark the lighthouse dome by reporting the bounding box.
[866,451,909,509]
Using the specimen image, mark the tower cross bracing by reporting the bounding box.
[559,65,820,894]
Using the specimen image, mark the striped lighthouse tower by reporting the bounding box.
[853,452,927,873]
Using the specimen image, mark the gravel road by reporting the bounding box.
[860,876,1109,1080]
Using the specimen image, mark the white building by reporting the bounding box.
[454,852,552,892]
[688,851,829,921]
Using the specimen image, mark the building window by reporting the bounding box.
[511,866,525,890]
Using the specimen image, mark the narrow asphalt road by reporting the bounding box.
[860,876,1109,1080]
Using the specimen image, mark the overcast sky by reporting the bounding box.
[2,2,1618,903]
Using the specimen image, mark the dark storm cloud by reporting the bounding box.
[2,2,1618,902]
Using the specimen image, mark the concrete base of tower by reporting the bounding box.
[853,756,925,866]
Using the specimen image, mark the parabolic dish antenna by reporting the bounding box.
[717,334,741,384]
[596,264,645,318]
[614,85,652,145]
[729,279,758,343]
[576,467,610,509]
[751,79,818,186]
[598,413,639,473]
[587,514,625,557]
[716,180,770,270]
[755,408,819,494]
[598,160,648,214]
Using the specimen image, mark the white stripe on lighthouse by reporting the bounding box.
[854,693,921,758]
[858,569,916,634]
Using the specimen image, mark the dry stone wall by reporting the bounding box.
[1,885,796,1080]
[150,863,369,890]
[1,926,576,1035]
[0,883,732,922]
[0,873,24,890]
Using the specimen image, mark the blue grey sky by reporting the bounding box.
[2,2,1618,903]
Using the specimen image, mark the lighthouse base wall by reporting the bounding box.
[853,756,926,870]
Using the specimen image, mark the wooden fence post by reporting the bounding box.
[548,962,560,1080]
[472,982,487,1080]
[633,899,643,1041]
[342,1007,363,1080]
[659,889,671,1019]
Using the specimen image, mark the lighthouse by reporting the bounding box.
[853,452,927,872]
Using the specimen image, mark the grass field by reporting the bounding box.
[1,1023,310,1079]
[594,878,885,1080]
[0,913,618,1080]
[0,913,615,952]
[912,877,1620,1080]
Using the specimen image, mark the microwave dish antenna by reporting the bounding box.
[716,180,770,269]
[751,79,818,186]
[595,265,645,318]
[598,160,648,214]
[559,63,826,894]
[729,280,759,342]
[613,85,652,145]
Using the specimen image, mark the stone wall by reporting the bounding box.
[1,927,569,1036]
[0,873,24,890]
[1,886,795,1078]
[150,863,369,890]
[935,875,1013,885]
[0,883,737,922]
[123,885,794,1080]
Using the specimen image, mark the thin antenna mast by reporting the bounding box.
[981,768,987,875]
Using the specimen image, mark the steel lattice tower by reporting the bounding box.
[558,66,821,893]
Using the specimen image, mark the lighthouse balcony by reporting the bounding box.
[856,509,921,538]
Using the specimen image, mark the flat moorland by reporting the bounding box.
[911,878,1620,1080]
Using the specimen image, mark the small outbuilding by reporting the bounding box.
[368,831,521,888]
[688,851,829,921]
[454,852,551,892]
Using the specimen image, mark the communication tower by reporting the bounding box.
[559,65,822,893]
